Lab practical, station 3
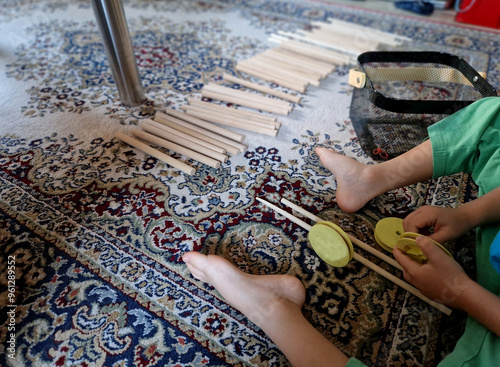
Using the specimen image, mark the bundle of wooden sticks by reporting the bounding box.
[117,18,411,175]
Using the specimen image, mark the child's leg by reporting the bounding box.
[183,252,350,367]
[316,139,433,212]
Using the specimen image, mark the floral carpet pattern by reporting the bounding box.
[1,0,499,366]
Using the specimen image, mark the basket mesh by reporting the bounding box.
[350,60,490,160]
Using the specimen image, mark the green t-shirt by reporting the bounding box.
[348,97,500,366]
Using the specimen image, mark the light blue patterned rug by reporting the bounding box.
[1,1,498,366]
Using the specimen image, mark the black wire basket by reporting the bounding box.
[349,51,498,160]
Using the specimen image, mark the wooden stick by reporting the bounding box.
[298,29,374,55]
[201,89,290,116]
[144,118,226,155]
[250,53,325,80]
[158,111,247,152]
[115,132,195,175]
[142,121,229,163]
[239,58,319,87]
[352,253,451,315]
[262,49,335,78]
[252,54,324,82]
[276,31,361,58]
[307,27,375,49]
[280,198,403,271]
[204,84,292,112]
[223,73,302,104]
[131,129,220,169]
[184,108,279,137]
[269,37,353,65]
[267,48,337,72]
[257,197,452,315]
[188,98,279,124]
[181,104,278,130]
[317,19,411,44]
[154,112,241,155]
[165,108,245,143]
[256,198,312,231]
[235,63,307,93]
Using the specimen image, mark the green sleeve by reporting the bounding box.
[346,357,367,367]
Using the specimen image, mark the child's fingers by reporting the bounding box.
[415,236,446,262]
[393,246,422,282]
[403,210,434,234]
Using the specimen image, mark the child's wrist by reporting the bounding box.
[455,204,481,232]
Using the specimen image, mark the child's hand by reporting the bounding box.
[393,236,471,307]
[403,206,471,245]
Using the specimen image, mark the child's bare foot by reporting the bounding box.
[183,252,306,329]
[184,252,351,366]
[316,147,384,213]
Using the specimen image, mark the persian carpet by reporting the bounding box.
[1,0,499,366]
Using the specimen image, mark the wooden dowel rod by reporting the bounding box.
[235,63,307,93]
[201,89,290,116]
[350,236,403,271]
[252,52,325,78]
[276,31,360,58]
[223,73,302,104]
[203,85,291,113]
[158,111,247,152]
[236,62,308,92]
[270,37,353,65]
[353,253,452,315]
[262,50,334,78]
[300,30,374,55]
[142,121,229,163]
[268,45,339,75]
[262,197,451,315]
[188,98,278,123]
[131,129,220,169]
[267,48,336,73]
[181,105,278,130]
[185,109,279,137]
[280,198,403,271]
[252,54,324,81]
[307,26,382,48]
[154,112,241,155]
[237,61,309,90]
[165,108,245,143]
[239,58,319,87]
[144,118,226,155]
[317,19,411,43]
[256,198,312,231]
[115,132,195,175]
[204,84,292,111]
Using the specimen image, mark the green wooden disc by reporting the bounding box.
[374,217,405,252]
[316,221,354,259]
[399,232,453,259]
[375,218,453,262]
[308,223,351,267]
[396,237,423,255]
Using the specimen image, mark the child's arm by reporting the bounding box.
[394,238,500,337]
[403,186,500,245]
[457,186,500,228]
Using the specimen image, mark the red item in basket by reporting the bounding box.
[455,0,500,29]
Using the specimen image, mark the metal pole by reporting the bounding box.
[90,0,146,106]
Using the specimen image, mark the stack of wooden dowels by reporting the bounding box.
[233,18,398,94]
[115,107,249,175]
[269,18,411,60]
[235,45,341,93]
[115,19,409,176]
[200,83,292,116]
[181,98,281,137]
